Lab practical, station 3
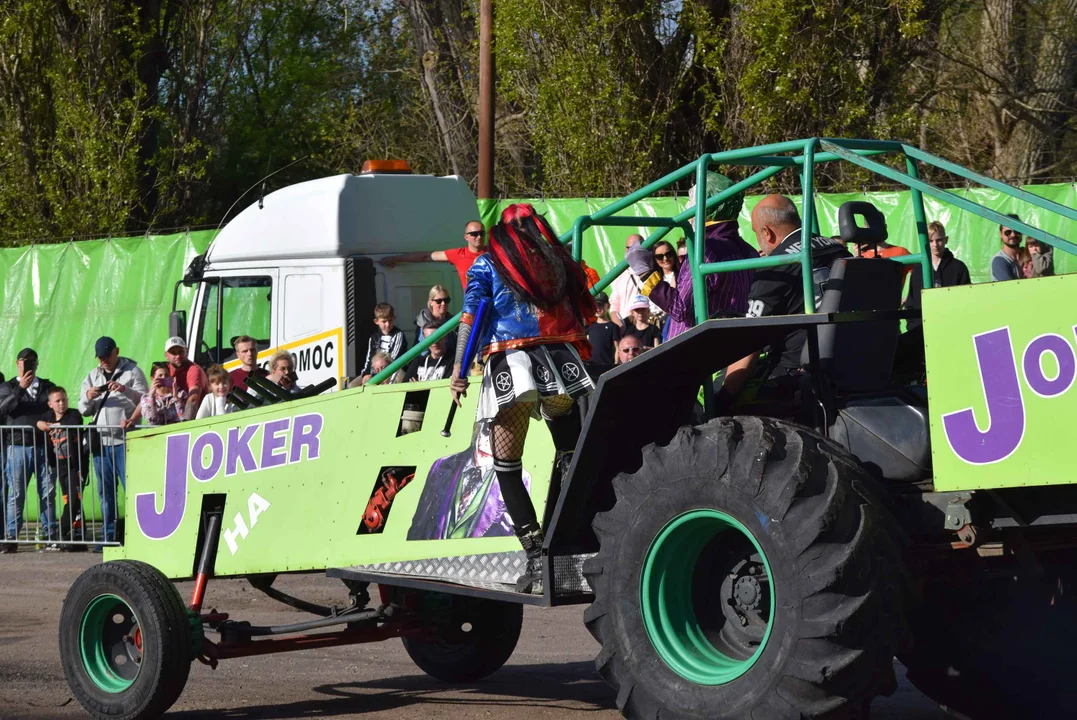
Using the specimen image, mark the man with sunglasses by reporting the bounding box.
[991,213,1024,282]
[379,220,487,290]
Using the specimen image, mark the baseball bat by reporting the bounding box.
[442,299,490,437]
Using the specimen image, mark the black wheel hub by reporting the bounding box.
[691,533,772,662]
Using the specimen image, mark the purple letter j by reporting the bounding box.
[135,433,189,539]
[942,328,1024,465]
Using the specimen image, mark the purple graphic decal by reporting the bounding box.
[942,327,1025,465]
[135,433,190,540]
[191,432,224,481]
[408,419,530,540]
[290,413,323,463]
[1023,334,1076,397]
[226,425,259,475]
[261,418,290,469]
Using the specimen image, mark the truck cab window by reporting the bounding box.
[196,277,272,364]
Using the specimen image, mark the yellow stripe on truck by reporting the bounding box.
[223,327,344,381]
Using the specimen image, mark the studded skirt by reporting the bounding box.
[476,343,594,421]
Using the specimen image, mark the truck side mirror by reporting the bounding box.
[169,310,187,340]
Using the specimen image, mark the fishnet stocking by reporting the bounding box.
[491,402,534,461]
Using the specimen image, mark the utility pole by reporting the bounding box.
[477,0,494,199]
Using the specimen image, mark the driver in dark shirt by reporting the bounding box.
[720,195,851,408]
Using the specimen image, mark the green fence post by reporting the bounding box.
[800,139,818,313]
[693,156,710,327]
[905,155,933,290]
[571,216,588,262]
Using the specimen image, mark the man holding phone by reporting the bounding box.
[165,336,208,421]
[78,337,148,549]
[0,348,58,552]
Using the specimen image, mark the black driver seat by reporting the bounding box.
[802,202,905,392]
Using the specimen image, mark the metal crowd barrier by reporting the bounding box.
[1,424,126,551]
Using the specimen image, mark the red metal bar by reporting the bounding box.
[189,513,222,613]
[190,573,209,614]
[203,624,424,661]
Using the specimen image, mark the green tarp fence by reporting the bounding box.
[9,183,1075,524]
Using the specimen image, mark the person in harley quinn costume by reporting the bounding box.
[450,204,596,594]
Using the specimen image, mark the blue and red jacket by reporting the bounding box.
[461,255,592,360]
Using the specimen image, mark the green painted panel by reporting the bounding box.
[923,274,1077,491]
[107,376,554,578]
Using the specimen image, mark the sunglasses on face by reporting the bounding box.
[465,231,484,237]
[621,347,643,355]
[432,297,451,305]
[654,252,674,261]
[1002,229,1021,236]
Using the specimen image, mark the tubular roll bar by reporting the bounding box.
[368,137,1077,386]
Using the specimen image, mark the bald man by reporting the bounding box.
[719,195,850,407]
[379,220,487,290]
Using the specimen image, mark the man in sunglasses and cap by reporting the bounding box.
[78,337,148,549]
[379,220,487,291]
[0,348,58,551]
[991,213,1025,282]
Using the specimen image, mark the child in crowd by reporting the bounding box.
[361,302,408,382]
[197,365,235,418]
[585,291,621,377]
[36,387,86,545]
[622,295,661,348]
[139,361,184,427]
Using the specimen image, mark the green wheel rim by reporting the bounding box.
[79,594,142,693]
[640,509,775,685]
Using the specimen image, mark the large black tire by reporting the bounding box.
[402,592,523,682]
[902,565,1077,719]
[583,416,909,719]
[59,560,193,720]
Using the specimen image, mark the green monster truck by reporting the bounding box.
[59,138,1077,720]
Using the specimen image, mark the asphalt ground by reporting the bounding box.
[0,550,950,719]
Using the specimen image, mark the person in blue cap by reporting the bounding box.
[78,336,148,550]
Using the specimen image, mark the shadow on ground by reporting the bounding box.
[169,661,614,719]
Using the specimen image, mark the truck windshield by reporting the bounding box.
[197,276,273,364]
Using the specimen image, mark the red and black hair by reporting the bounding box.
[487,204,597,326]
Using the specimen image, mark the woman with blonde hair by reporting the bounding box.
[414,284,457,356]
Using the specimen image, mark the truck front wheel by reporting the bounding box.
[59,560,193,720]
[583,417,909,719]
[402,592,523,683]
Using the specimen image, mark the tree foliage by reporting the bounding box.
[0,0,1074,242]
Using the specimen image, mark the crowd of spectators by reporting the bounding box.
[0,327,322,554]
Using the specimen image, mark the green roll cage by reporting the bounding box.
[369,137,1077,387]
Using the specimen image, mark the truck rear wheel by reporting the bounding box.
[402,592,523,683]
[902,567,1077,719]
[583,417,909,719]
[59,560,193,720]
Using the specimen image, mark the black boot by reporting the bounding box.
[515,523,544,595]
[493,455,545,595]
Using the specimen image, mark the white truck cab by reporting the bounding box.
[170,167,479,389]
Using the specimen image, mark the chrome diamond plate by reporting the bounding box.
[353,551,526,585]
[344,551,597,595]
